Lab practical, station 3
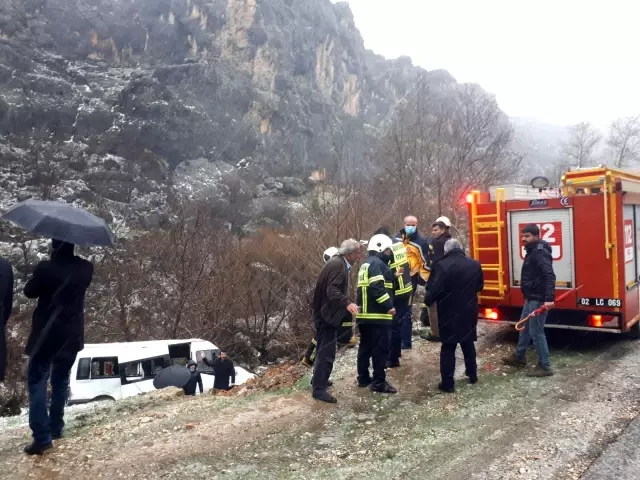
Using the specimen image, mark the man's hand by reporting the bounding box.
[346,303,359,316]
[395,267,404,278]
[388,308,397,316]
[543,302,554,310]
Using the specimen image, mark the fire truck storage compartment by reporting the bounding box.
[508,208,575,290]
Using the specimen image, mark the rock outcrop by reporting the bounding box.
[0,0,468,228]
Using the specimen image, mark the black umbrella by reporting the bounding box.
[153,365,192,390]
[1,199,115,247]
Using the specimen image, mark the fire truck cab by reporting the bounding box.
[467,166,640,337]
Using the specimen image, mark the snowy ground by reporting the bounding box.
[0,400,113,434]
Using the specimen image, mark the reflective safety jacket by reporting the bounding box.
[389,241,413,305]
[397,229,433,282]
[356,254,395,325]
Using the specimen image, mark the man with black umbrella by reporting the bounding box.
[0,255,13,383]
[23,240,93,455]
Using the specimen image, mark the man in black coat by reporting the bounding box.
[311,239,361,403]
[426,239,483,393]
[23,240,93,455]
[0,256,13,383]
[502,223,556,377]
[202,350,236,390]
[421,218,453,342]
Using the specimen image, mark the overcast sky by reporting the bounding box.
[340,0,639,128]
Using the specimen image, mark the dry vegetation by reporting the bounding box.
[0,80,522,413]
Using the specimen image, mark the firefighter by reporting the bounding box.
[301,247,355,369]
[356,234,397,394]
[374,227,412,368]
[398,216,433,348]
[502,224,556,377]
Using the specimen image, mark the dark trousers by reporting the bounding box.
[396,302,412,349]
[337,323,353,345]
[28,351,77,446]
[357,324,389,386]
[311,315,337,395]
[388,311,404,364]
[440,342,477,390]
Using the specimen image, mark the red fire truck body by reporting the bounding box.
[467,166,640,337]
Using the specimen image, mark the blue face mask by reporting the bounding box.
[404,225,416,236]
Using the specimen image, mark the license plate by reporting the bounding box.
[577,297,622,308]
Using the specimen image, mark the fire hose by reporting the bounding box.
[514,286,583,331]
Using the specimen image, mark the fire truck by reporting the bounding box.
[467,166,640,337]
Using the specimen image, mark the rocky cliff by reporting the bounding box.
[0,0,468,230]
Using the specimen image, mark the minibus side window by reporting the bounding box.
[90,357,120,378]
[76,358,91,380]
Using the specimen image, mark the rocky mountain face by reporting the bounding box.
[0,0,488,245]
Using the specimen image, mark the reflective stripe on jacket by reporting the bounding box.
[356,254,395,324]
[390,242,413,301]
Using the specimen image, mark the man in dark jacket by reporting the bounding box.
[23,240,93,455]
[203,351,236,390]
[0,256,13,383]
[421,218,453,342]
[183,359,204,396]
[302,247,354,368]
[356,234,397,394]
[374,227,412,368]
[426,239,484,392]
[311,239,361,403]
[503,224,556,377]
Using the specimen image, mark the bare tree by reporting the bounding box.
[607,115,640,168]
[562,122,602,168]
[377,82,522,222]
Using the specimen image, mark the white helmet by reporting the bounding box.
[367,234,393,253]
[435,216,452,228]
[322,246,339,263]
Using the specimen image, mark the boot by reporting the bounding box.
[526,366,554,377]
[386,361,401,369]
[464,370,478,384]
[312,392,337,404]
[501,355,527,367]
[438,382,455,393]
[24,442,53,455]
[371,381,397,394]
